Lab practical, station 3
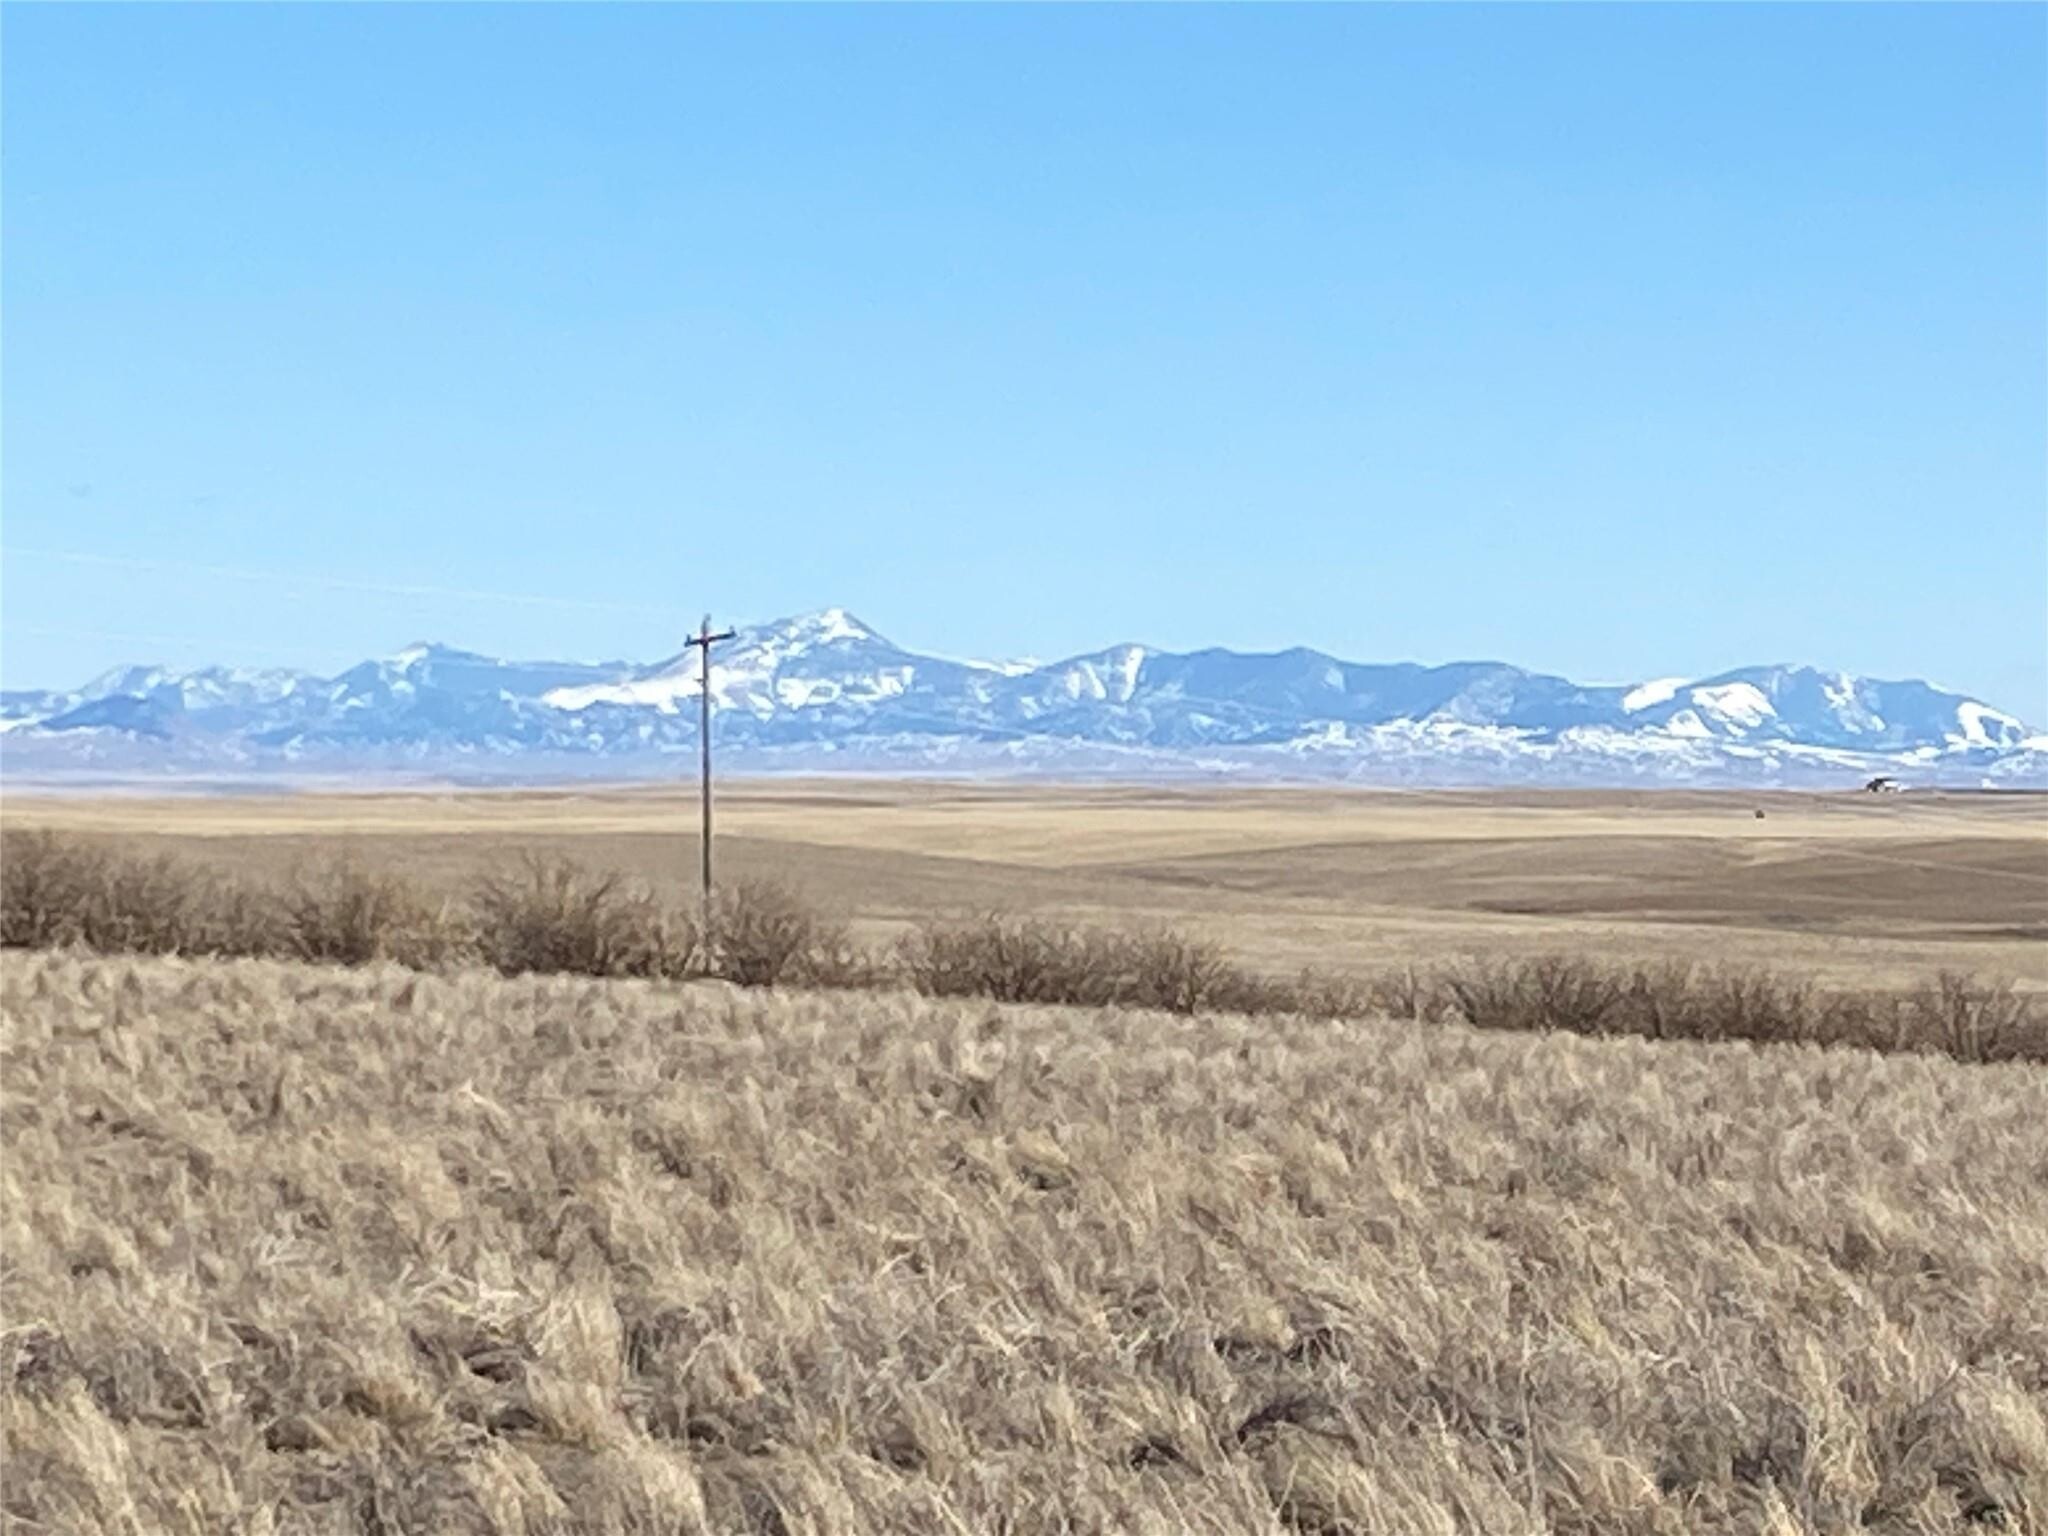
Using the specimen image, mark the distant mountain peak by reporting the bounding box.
[751,607,888,647]
[810,605,876,637]
[388,640,500,665]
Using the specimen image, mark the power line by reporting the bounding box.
[0,544,692,620]
[685,615,737,936]
[1,623,363,676]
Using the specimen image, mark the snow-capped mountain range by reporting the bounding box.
[3,608,2041,787]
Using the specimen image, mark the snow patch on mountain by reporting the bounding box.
[547,673,690,713]
[1950,701,2026,749]
[1689,682,1775,732]
[1621,677,1686,713]
[1663,709,1712,740]
[1817,671,1884,735]
[805,607,874,643]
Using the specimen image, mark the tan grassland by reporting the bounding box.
[7,782,2045,988]
[5,784,2045,1532]
[5,950,2047,1535]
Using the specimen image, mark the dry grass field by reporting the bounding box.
[5,783,2046,1533]
[5,950,2048,1535]
[7,781,2046,990]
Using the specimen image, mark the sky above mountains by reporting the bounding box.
[3,6,2042,715]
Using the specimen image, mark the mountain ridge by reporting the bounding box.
[3,607,2040,787]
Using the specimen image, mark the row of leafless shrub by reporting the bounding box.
[892,915,2045,1062]
[1421,952,2046,1064]
[4,828,2040,1062]
[0,832,846,989]
[895,914,1392,1019]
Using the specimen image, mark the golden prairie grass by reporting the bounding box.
[8,783,2043,993]
[4,829,2043,1063]
[3,950,2046,1534]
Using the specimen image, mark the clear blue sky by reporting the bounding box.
[5,5,2043,716]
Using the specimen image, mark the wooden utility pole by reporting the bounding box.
[685,614,736,935]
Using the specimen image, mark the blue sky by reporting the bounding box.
[4,5,2043,716]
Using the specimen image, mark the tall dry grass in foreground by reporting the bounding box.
[4,951,2045,1534]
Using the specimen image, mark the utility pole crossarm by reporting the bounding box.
[685,615,737,937]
